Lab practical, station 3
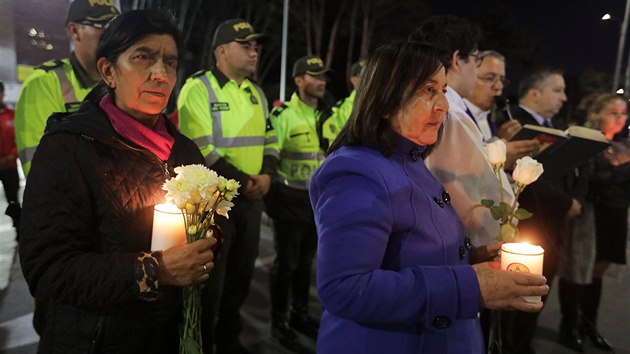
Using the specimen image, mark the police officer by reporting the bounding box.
[266,56,331,351]
[177,19,278,354]
[15,0,120,177]
[320,59,363,151]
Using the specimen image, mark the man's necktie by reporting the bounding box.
[488,112,497,137]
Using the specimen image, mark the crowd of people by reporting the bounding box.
[1,0,628,353]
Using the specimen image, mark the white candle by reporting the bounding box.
[151,203,186,251]
[501,242,545,303]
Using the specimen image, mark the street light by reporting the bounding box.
[608,2,630,93]
[279,0,289,102]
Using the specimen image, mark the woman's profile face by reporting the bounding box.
[597,98,627,137]
[104,34,178,120]
[390,67,449,146]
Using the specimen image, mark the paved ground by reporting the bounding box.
[0,189,628,353]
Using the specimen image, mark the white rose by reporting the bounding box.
[486,140,507,166]
[512,156,544,186]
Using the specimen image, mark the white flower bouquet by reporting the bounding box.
[162,164,240,354]
[477,140,544,242]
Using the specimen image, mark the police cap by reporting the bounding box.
[212,19,267,49]
[292,56,331,77]
[66,0,120,29]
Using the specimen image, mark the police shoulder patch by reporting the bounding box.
[191,69,209,79]
[271,103,289,117]
[37,59,65,71]
[334,98,346,107]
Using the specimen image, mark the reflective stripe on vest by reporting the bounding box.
[280,151,325,161]
[198,75,266,148]
[281,179,310,190]
[52,66,80,109]
[250,83,269,120]
[264,147,280,159]
[18,146,37,166]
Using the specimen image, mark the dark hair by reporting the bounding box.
[0,81,4,92]
[518,66,564,99]
[328,41,443,156]
[409,15,481,72]
[588,93,626,117]
[95,10,182,98]
[96,10,182,63]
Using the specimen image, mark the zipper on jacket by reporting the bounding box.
[88,317,104,354]
[81,134,95,142]
[290,131,311,142]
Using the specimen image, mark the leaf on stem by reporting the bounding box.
[481,199,495,208]
[490,205,502,220]
[498,222,518,242]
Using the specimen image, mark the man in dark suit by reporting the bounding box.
[503,67,582,354]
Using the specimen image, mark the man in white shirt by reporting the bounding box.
[465,50,507,141]
[465,50,539,168]
[410,16,515,246]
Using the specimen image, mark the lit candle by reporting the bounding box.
[151,203,186,251]
[500,242,545,303]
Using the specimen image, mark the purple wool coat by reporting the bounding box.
[309,135,484,354]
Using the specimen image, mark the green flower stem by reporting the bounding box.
[176,190,232,353]
[494,164,504,204]
[507,184,524,225]
[180,284,203,354]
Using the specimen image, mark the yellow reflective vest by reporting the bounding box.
[270,93,326,190]
[178,69,278,187]
[320,89,355,151]
[15,57,95,176]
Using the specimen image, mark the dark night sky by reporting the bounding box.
[429,0,623,74]
[428,0,625,93]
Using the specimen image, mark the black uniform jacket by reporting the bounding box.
[19,99,204,354]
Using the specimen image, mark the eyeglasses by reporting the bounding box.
[468,52,483,67]
[477,75,510,86]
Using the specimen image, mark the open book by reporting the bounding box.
[510,124,610,178]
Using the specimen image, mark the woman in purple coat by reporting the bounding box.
[309,41,549,354]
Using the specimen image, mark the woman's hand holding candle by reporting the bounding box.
[472,262,549,312]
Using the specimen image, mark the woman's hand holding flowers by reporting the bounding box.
[158,236,217,286]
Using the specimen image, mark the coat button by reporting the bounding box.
[465,237,472,250]
[459,245,466,259]
[433,197,445,208]
[433,315,452,329]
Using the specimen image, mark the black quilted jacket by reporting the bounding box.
[19,100,204,354]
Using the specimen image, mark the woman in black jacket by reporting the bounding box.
[19,10,215,353]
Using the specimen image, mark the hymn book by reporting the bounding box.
[510,124,610,178]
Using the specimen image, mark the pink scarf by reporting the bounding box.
[99,94,174,161]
